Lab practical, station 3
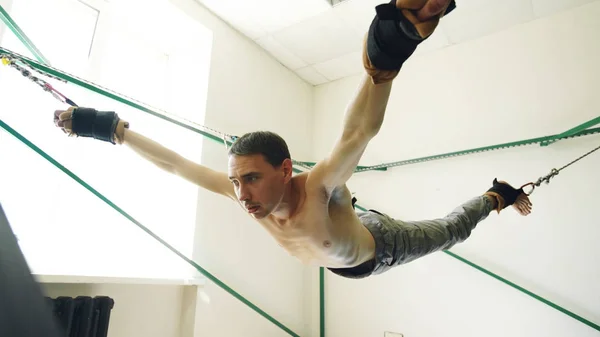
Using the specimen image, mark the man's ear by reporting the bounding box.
[282,158,294,182]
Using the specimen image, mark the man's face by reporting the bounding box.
[228,154,288,219]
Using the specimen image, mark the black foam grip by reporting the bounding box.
[487,178,523,208]
[71,108,119,144]
[366,0,456,70]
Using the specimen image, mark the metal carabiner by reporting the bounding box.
[520,182,536,196]
[521,168,560,196]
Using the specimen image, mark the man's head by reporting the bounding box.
[227,131,293,219]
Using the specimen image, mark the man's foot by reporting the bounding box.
[484,179,532,216]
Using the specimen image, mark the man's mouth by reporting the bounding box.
[246,205,260,213]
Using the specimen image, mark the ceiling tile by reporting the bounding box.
[271,9,364,65]
[249,0,332,33]
[295,66,329,85]
[441,0,534,44]
[197,0,597,86]
[255,35,308,70]
[195,0,268,39]
[331,0,384,36]
[312,50,362,81]
[531,0,598,18]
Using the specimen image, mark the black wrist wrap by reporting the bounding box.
[366,0,456,71]
[487,178,524,208]
[71,107,120,144]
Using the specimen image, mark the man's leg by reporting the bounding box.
[327,195,493,278]
[384,195,496,267]
[369,180,532,276]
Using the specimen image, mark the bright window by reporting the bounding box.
[0,0,213,280]
[0,0,99,75]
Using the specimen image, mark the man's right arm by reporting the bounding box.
[54,108,236,200]
[121,128,236,200]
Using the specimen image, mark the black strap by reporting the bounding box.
[71,108,120,144]
[377,0,457,21]
[366,0,457,71]
[487,178,524,208]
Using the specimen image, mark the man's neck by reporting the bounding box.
[271,179,302,221]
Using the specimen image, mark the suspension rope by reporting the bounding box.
[1,55,77,106]
[0,47,334,174]
[0,50,237,147]
[354,126,600,196]
[523,142,600,195]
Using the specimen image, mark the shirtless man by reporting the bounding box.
[53,0,533,279]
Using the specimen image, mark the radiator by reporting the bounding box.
[45,296,115,337]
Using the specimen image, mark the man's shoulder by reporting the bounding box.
[292,171,331,206]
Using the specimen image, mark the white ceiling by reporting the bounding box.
[195,0,599,86]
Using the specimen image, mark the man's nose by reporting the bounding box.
[238,185,251,202]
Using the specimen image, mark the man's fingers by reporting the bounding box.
[519,199,531,211]
[415,0,451,21]
[53,110,73,130]
[397,0,428,10]
[59,111,71,121]
[513,196,532,215]
[517,204,529,215]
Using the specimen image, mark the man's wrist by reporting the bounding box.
[114,119,129,144]
[483,193,500,211]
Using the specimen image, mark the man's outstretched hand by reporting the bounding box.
[363,0,455,84]
[485,179,533,216]
[54,107,75,135]
[513,192,533,216]
[410,0,454,21]
[53,107,128,144]
[395,0,455,38]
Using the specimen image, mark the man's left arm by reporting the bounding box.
[308,75,393,192]
[308,0,455,192]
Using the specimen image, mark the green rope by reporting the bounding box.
[0,46,376,174]
[354,126,600,172]
[0,5,49,65]
[541,116,600,146]
[444,250,600,332]
[0,119,300,337]
[320,267,325,337]
[0,46,226,144]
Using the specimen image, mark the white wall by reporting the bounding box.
[170,1,315,337]
[312,2,600,337]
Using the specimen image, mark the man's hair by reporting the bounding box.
[228,131,291,167]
